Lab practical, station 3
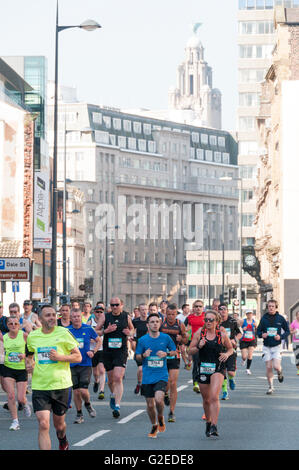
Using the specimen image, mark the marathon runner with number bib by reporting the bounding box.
[239,309,257,375]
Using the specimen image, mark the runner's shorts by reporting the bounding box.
[1,365,28,382]
[262,345,282,362]
[239,339,257,350]
[224,351,237,372]
[32,388,69,415]
[141,380,168,398]
[71,365,92,389]
[92,350,104,367]
[103,349,128,371]
[166,358,180,370]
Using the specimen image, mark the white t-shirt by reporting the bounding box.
[177,313,189,324]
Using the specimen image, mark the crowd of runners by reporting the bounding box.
[0,296,293,449]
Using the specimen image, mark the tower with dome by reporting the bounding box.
[168,23,222,129]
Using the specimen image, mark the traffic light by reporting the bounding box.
[241,289,246,305]
[220,290,230,304]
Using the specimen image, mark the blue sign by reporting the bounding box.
[12,281,19,293]
[0,260,5,270]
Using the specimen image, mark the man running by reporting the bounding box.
[177,304,190,369]
[185,300,205,393]
[57,304,71,328]
[82,301,93,324]
[160,304,188,422]
[68,309,100,423]
[25,304,81,450]
[219,303,242,400]
[88,305,106,399]
[21,300,41,331]
[239,309,257,375]
[96,297,134,418]
[135,313,176,438]
[257,300,290,394]
[131,303,148,395]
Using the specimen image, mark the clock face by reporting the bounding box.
[245,254,256,267]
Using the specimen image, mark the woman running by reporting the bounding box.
[0,316,31,430]
[239,310,257,375]
[189,309,233,438]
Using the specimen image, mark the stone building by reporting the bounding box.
[255,6,299,318]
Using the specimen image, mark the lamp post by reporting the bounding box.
[219,176,243,310]
[50,0,101,308]
[206,209,215,308]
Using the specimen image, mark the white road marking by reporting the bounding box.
[177,385,188,392]
[73,429,111,447]
[188,380,193,384]
[118,409,145,424]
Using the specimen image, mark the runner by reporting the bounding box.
[239,309,257,375]
[160,303,188,422]
[131,303,148,395]
[88,305,106,399]
[257,299,290,394]
[290,311,299,375]
[67,309,99,423]
[135,313,177,438]
[185,300,205,393]
[9,303,32,334]
[21,300,41,331]
[212,299,220,312]
[159,300,168,321]
[96,297,134,418]
[25,304,82,450]
[189,309,233,438]
[57,304,71,327]
[0,316,31,430]
[177,304,190,369]
[82,301,92,324]
[219,303,242,400]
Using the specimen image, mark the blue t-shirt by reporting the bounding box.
[67,324,98,367]
[135,332,176,384]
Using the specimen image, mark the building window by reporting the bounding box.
[214,151,222,163]
[128,137,137,150]
[239,116,256,131]
[95,130,109,144]
[222,153,230,164]
[92,112,102,124]
[138,139,147,152]
[242,213,255,227]
[148,141,156,153]
[113,118,122,130]
[239,141,258,155]
[123,120,132,132]
[239,92,259,107]
[218,136,225,147]
[188,285,197,298]
[118,136,126,148]
[133,121,142,134]
[143,123,151,135]
[209,135,217,146]
[103,116,111,129]
[205,150,213,162]
[192,132,199,143]
[201,133,208,145]
[196,148,204,160]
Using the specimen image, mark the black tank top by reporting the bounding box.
[198,329,225,373]
[103,312,129,351]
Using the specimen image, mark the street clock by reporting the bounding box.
[244,254,257,268]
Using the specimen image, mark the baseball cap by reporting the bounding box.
[246,309,253,314]
[23,300,32,305]
[218,303,228,310]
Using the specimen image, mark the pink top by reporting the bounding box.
[290,319,299,343]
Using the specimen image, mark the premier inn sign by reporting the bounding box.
[33,171,51,249]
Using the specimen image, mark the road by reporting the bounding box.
[0,347,298,451]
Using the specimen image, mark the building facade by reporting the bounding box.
[255,6,299,319]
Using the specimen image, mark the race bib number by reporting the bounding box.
[200,362,216,375]
[37,347,57,364]
[108,338,122,349]
[77,338,84,349]
[8,352,21,363]
[244,330,253,340]
[147,356,164,368]
[267,327,278,337]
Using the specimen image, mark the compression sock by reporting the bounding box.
[247,359,252,370]
[222,378,228,392]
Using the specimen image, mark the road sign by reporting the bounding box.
[0,258,30,281]
[12,281,20,293]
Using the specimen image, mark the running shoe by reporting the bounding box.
[85,403,96,418]
[208,424,219,437]
[164,393,170,406]
[9,420,20,431]
[193,382,200,393]
[246,369,252,375]
[168,411,176,423]
[185,362,192,371]
[93,382,99,393]
[277,370,284,383]
[98,391,105,400]
[148,425,159,438]
[205,422,211,437]
[229,378,236,390]
[74,414,84,424]
[23,403,32,418]
[112,405,120,418]
[158,416,166,433]
[58,438,69,451]
[110,395,116,410]
[134,384,141,394]
[221,391,229,400]
[266,387,274,395]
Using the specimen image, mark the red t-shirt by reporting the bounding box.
[188,313,205,338]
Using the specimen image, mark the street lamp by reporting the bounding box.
[219,176,243,310]
[51,0,101,308]
[206,209,216,308]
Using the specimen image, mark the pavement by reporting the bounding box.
[0,346,298,451]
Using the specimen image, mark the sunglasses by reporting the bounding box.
[8,322,19,326]
[9,310,18,314]
[194,305,203,308]
[205,318,215,323]
[110,303,120,307]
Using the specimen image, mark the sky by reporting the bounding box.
[1,0,238,131]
